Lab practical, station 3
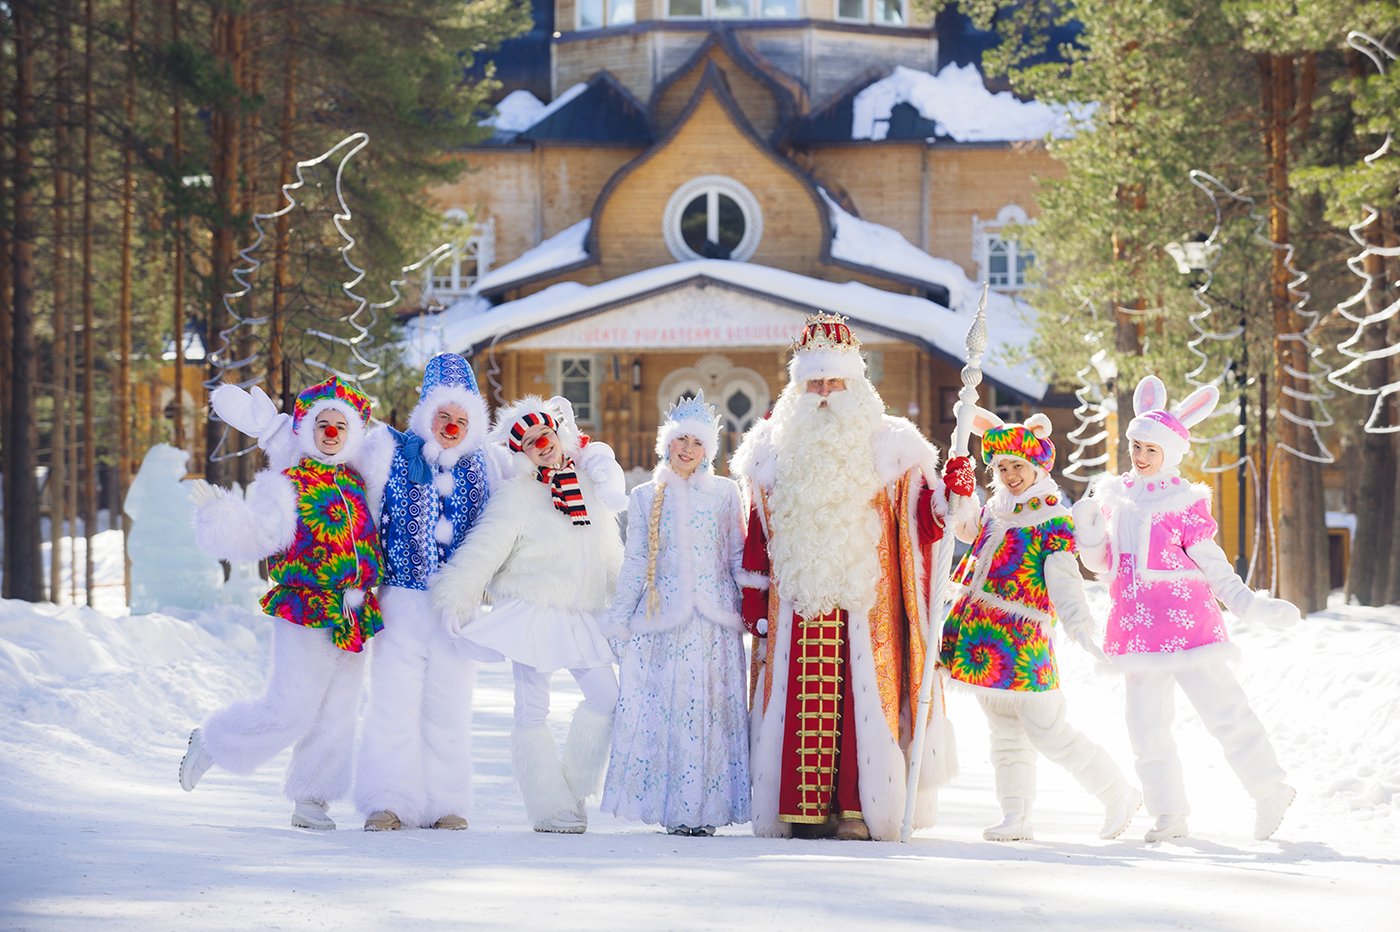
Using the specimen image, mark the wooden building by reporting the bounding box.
[416,3,1076,473]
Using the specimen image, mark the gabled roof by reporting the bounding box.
[518,72,653,145]
[403,260,1047,401]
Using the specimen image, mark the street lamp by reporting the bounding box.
[1166,234,1250,579]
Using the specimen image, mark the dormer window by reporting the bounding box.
[666,0,799,17]
[837,0,906,24]
[663,176,763,262]
[973,204,1036,292]
[578,0,635,29]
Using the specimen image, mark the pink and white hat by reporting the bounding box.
[1125,375,1219,470]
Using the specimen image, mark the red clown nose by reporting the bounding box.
[533,435,551,450]
[443,423,460,437]
[323,425,339,439]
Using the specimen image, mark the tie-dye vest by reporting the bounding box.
[260,458,385,653]
[939,494,1076,694]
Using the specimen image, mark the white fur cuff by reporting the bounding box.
[735,569,770,591]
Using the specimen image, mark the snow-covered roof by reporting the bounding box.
[161,330,206,362]
[471,219,591,295]
[482,84,589,139]
[822,190,971,301]
[402,259,1047,399]
[852,64,1088,143]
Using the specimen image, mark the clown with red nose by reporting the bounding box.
[432,394,629,834]
[180,375,385,832]
[350,352,510,833]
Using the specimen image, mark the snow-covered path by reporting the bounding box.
[0,584,1395,930]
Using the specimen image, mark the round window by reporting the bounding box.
[663,176,762,262]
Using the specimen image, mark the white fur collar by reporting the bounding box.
[654,461,716,493]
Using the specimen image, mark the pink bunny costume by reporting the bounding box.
[1075,376,1297,841]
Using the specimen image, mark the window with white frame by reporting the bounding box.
[663,176,763,262]
[973,204,1036,291]
[835,0,905,22]
[554,355,598,425]
[428,212,495,298]
[666,0,797,15]
[578,0,635,28]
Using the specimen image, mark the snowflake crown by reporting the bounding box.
[664,390,717,428]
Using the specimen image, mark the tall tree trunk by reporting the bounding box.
[6,0,44,602]
[0,40,11,543]
[169,0,186,453]
[82,0,98,605]
[1260,52,1328,614]
[1111,183,1146,470]
[205,7,244,487]
[271,24,299,409]
[50,0,72,604]
[1343,212,1395,605]
[235,41,260,491]
[117,0,139,602]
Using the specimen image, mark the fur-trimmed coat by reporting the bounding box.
[731,413,955,842]
[1079,472,1257,671]
[610,465,745,638]
[431,454,626,622]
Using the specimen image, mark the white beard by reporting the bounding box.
[767,382,885,618]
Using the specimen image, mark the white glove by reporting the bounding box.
[1243,595,1301,629]
[1071,498,1105,544]
[576,441,619,484]
[188,479,224,509]
[1068,626,1109,662]
[441,607,474,640]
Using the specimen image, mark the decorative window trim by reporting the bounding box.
[662,175,764,262]
[835,0,869,23]
[972,204,1035,292]
[872,0,907,25]
[549,353,601,427]
[427,214,495,301]
[657,354,770,439]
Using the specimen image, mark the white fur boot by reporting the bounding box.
[291,799,336,831]
[512,726,586,834]
[561,703,614,805]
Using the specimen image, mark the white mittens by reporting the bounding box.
[1067,625,1109,662]
[441,607,473,641]
[1243,594,1302,628]
[188,479,224,509]
[1071,498,1106,546]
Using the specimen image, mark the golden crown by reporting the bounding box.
[794,311,861,354]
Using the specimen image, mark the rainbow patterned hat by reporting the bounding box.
[292,376,372,432]
[980,423,1056,473]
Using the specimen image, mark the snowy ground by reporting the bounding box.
[0,530,1396,930]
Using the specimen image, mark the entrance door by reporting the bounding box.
[657,355,770,471]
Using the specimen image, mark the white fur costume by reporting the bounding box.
[1076,377,1296,837]
[188,378,378,821]
[431,396,627,832]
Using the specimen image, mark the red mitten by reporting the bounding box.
[942,455,976,498]
[741,587,769,637]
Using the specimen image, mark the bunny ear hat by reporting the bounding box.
[1126,375,1219,470]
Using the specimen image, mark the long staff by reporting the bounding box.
[899,283,989,843]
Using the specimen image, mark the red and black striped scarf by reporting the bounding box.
[536,459,590,526]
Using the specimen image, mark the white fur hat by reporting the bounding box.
[655,390,721,468]
[1125,375,1219,470]
[787,311,867,384]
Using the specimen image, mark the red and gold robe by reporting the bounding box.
[733,415,957,841]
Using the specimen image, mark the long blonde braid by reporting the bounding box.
[644,480,666,617]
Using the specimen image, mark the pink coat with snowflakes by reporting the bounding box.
[1082,474,1250,658]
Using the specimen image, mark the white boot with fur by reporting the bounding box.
[561,704,615,807]
[513,726,586,834]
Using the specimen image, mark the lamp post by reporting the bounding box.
[1166,235,1250,579]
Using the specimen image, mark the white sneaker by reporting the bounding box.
[178,728,213,792]
[983,814,1033,842]
[1100,787,1142,840]
[291,800,336,831]
[1253,783,1296,840]
[1144,814,1188,842]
